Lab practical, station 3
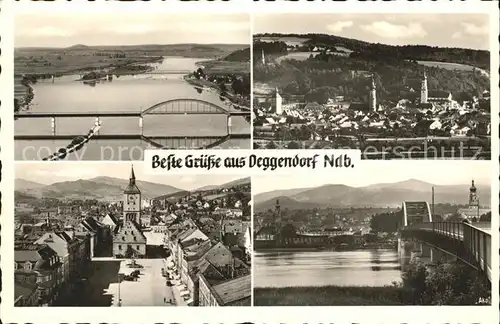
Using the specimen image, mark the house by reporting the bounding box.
[101,213,119,234]
[34,231,78,289]
[14,244,62,306]
[113,221,147,258]
[198,274,251,306]
[15,273,39,306]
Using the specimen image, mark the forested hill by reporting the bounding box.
[254,33,489,70]
[253,33,490,103]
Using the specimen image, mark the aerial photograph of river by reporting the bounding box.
[14,12,251,160]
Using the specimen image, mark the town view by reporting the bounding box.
[14,12,251,161]
[252,14,491,159]
[14,164,251,306]
[253,162,491,305]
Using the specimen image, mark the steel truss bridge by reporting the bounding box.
[14,98,251,149]
[400,201,491,281]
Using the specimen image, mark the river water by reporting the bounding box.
[15,57,250,160]
[254,249,403,288]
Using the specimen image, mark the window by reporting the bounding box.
[118,245,122,250]
[122,236,125,240]
[136,245,140,249]
[133,237,136,241]
[124,231,127,235]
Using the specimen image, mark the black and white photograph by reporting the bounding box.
[14,11,251,161]
[253,162,491,305]
[14,164,251,306]
[252,14,491,160]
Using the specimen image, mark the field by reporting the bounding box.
[254,286,405,306]
[276,52,318,63]
[256,36,310,46]
[416,60,477,71]
[14,44,248,76]
[198,59,250,75]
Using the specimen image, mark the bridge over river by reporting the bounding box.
[15,98,251,153]
[399,201,491,281]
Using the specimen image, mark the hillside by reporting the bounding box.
[254,33,489,69]
[253,33,490,103]
[224,47,250,62]
[254,180,490,211]
[255,196,323,212]
[195,177,250,192]
[254,187,313,204]
[15,179,45,191]
[15,176,184,201]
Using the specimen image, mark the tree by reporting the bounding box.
[266,141,277,149]
[401,261,490,305]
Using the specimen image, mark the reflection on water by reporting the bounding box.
[255,249,403,288]
[15,57,250,160]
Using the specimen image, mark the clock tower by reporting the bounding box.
[467,179,479,219]
[123,165,141,224]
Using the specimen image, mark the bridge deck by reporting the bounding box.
[402,221,491,281]
[15,111,249,118]
[15,134,250,141]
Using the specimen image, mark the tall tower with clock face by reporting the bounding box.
[123,165,141,224]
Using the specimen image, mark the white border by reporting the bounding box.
[3,1,500,324]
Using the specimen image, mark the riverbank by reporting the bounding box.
[254,285,405,306]
[184,75,250,109]
[14,79,34,113]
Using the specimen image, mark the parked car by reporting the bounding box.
[123,275,137,281]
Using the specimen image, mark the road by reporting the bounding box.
[108,259,172,306]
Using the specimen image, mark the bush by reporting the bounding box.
[401,260,490,305]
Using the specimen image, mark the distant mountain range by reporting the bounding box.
[254,179,490,212]
[15,176,250,202]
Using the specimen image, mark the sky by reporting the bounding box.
[253,161,491,194]
[15,13,250,47]
[15,163,247,191]
[254,14,490,50]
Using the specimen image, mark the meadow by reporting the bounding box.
[254,286,405,306]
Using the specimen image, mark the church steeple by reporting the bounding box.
[129,165,136,185]
[470,180,476,193]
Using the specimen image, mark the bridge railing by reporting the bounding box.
[403,221,491,280]
[462,223,491,279]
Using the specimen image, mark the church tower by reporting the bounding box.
[468,180,480,219]
[420,70,428,104]
[274,199,282,234]
[123,165,141,224]
[369,76,377,111]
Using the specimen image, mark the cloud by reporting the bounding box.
[327,21,353,33]
[360,21,427,39]
[452,32,463,39]
[462,22,488,36]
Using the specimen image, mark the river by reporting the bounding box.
[15,57,250,160]
[254,249,404,288]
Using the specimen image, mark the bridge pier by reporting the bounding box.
[227,116,232,135]
[94,117,100,135]
[51,117,56,136]
[139,117,144,135]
